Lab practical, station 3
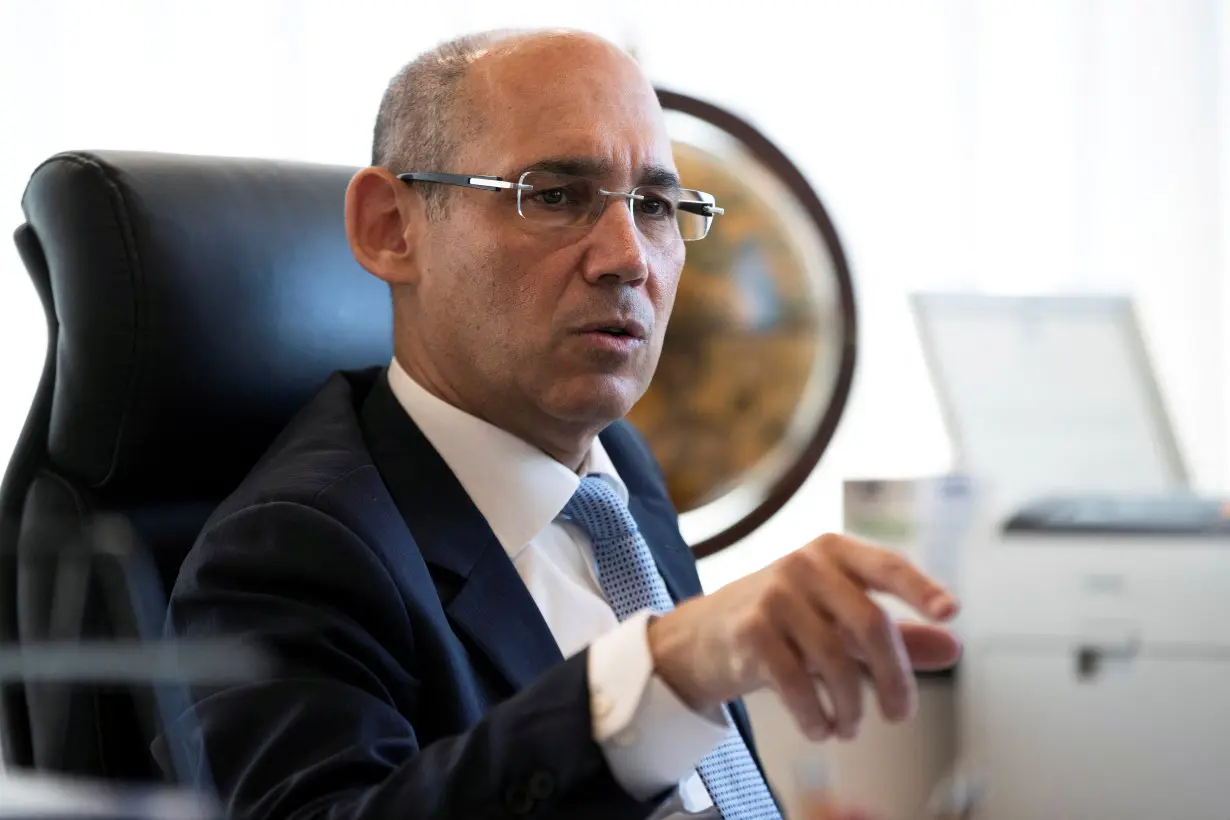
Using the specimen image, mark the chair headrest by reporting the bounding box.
[19,151,392,502]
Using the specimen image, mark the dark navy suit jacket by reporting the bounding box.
[160,367,770,819]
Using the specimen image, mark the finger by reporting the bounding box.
[833,810,878,820]
[749,621,834,741]
[831,811,878,820]
[899,621,963,670]
[822,534,959,621]
[800,804,879,820]
[802,557,916,722]
[839,621,963,672]
[769,585,864,739]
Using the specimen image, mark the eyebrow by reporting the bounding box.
[516,157,682,191]
[638,164,682,190]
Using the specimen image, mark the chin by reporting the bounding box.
[542,373,644,425]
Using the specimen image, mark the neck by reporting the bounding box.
[393,350,599,472]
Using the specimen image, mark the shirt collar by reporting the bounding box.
[386,358,629,559]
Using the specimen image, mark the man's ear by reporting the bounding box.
[344,167,423,285]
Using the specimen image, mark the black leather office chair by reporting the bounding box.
[0,150,392,780]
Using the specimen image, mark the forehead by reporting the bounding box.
[459,35,675,180]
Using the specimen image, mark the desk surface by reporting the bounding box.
[0,772,218,819]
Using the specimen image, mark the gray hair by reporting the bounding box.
[371,29,524,218]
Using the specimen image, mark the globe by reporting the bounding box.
[627,139,829,514]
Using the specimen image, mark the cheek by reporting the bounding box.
[441,228,509,313]
[476,253,566,360]
[656,270,681,315]
[650,250,686,319]
[505,243,583,324]
[424,235,513,350]
[487,270,552,348]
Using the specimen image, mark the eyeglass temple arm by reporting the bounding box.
[678,201,724,217]
[396,172,531,192]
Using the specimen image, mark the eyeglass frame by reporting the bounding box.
[396,170,725,240]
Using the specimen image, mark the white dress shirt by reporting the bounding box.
[386,359,728,814]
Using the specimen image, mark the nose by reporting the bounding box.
[580,196,649,286]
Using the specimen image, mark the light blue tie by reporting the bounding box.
[563,475,782,820]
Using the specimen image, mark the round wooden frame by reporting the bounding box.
[655,89,859,559]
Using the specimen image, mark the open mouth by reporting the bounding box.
[580,319,647,341]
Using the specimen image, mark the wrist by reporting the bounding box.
[647,611,716,715]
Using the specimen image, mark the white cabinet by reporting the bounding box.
[960,646,1230,820]
[958,534,1230,819]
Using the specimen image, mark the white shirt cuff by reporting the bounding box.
[587,610,731,800]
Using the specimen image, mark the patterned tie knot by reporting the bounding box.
[562,474,640,545]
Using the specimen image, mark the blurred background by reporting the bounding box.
[2,1,1229,818]
[4,0,1229,582]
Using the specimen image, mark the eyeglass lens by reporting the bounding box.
[514,171,715,242]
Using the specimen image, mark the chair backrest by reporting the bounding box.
[0,150,393,780]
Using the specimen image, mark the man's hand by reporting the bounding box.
[647,534,962,741]
[800,805,880,820]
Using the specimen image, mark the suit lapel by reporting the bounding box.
[628,495,703,604]
[443,544,566,691]
[359,371,563,692]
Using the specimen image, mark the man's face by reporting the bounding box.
[412,35,685,432]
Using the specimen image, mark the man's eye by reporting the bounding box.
[533,188,571,206]
[637,195,674,218]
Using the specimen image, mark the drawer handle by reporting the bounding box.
[1075,639,1139,681]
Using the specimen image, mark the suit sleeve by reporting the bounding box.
[158,501,663,820]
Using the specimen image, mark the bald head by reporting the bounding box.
[464,30,653,107]
[371,29,656,216]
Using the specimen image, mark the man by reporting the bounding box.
[160,28,961,820]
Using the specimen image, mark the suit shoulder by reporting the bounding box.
[205,370,382,531]
[178,371,410,604]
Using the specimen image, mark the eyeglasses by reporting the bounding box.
[397,170,724,243]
